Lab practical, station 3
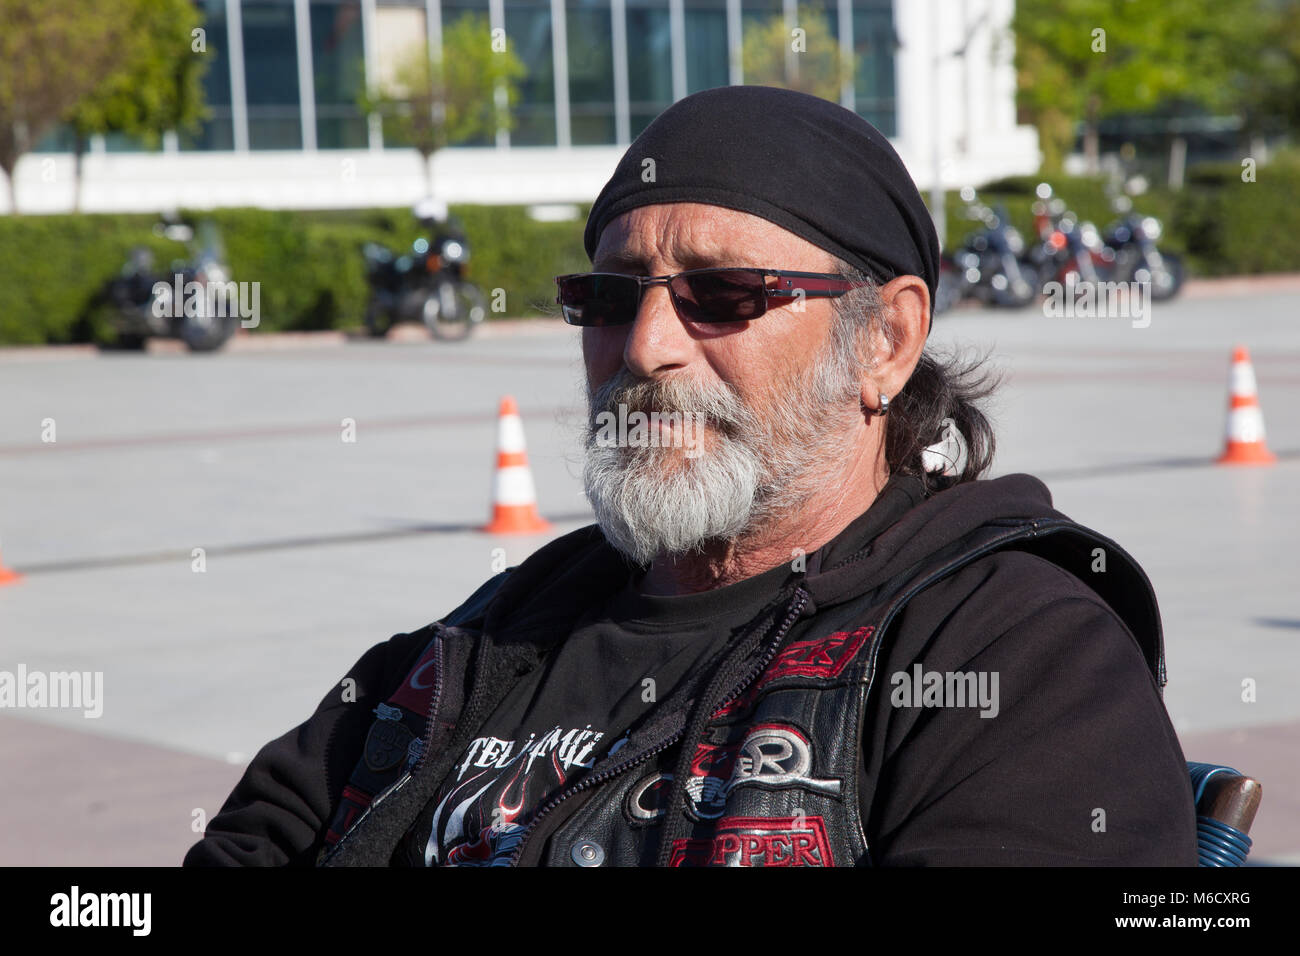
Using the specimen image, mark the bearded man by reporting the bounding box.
[186,86,1197,867]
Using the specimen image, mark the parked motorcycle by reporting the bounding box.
[1101,193,1184,300]
[934,187,1038,313]
[363,200,487,341]
[1023,184,1112,292]
[104,219,239,352]
[1024,182,1182,301]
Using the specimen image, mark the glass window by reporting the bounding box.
[242,0,303,149]
[852,0,895,137]
[741,0,790,91]
[104,132,158,153]
[802,0,838,40]
[181,0,235,150]
[741,0,780,38]
[442,0,492,18]
[684,0,728,94]
[32,124,77,153]
[741,0,844,97]
[311,0,368,148]
[567,0,615,145]
[440,0,495,146]
[505,0,556,146]
[371,4,430,149]
[626,0,671,137]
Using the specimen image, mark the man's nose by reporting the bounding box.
[623,281,693,378]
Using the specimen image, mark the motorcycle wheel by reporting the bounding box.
[1056,249,1102,296]
[364,297,392,337]
[1018,258,1046,297]
[1143,251,1184,301]
[933,266,964,316]
[178,312,237,353]
[990,260,1039,308]
[423,280,486,342]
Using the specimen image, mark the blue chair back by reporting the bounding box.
[1188,762,1258,867]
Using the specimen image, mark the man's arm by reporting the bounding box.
[863,552,1198,865]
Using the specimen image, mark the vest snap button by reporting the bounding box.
[572,842,605,867]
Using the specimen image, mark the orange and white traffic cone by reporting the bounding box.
[0,539,21,587]
[482,396,553,534]
[1216,345,1276,466]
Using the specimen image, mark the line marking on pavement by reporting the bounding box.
[1032,449,1300,482]
[0,406,578,457]
[13,443,1299,571]
[224,343,580,366]
[1008,368,1300,386]
[1002,346,1300,364]
[11,512,597,575]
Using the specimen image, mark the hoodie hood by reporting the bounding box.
[804,472,1066,608]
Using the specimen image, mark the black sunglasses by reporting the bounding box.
[555,268,873,327]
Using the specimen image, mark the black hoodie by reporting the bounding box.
[184,473,1197,866]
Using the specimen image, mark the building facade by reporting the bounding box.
[8,0,1038,214]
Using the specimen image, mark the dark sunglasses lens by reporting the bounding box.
[671,270,766,322]
[559,274,639,326]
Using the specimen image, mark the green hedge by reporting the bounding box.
[0,213,169,346]
[1,159,1298,346]
[0,203,592,345]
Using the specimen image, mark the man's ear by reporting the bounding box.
[861,274,930,407]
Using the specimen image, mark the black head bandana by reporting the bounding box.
[584,85,940,322]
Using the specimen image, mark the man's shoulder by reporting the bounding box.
[863,545,1194,866]
[439,568,516,628]
[876,544,1163,694]
[872,544,1112,629]
[945,546,1121,619]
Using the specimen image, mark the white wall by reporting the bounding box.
[2,146,628,214]
[891,0,1039,190]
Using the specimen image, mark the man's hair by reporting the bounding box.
[828,260,1001,491]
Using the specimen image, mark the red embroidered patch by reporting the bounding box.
[713,626,874,718]
[669,815,834,867]
[389,641,440,716]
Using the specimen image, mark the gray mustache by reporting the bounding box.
[587,369,753,438]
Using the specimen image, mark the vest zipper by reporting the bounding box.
[651,588,810,866]
[318,627,447,865]
[410,632,446,775]
[507,588,810,867]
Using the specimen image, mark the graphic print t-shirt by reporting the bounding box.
[415,559,795,866]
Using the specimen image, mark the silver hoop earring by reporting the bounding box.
[872,392,890,417]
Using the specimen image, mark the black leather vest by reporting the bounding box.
[319,517,1164,867]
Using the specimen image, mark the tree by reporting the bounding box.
[1011,0,1283,174]
[1221,0,1300,144]
[63,0,208,212]
[0,0,139,213]
[742,5,853,102]
[361,13,525,198]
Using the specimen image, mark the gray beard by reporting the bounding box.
[582,345,860,566]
